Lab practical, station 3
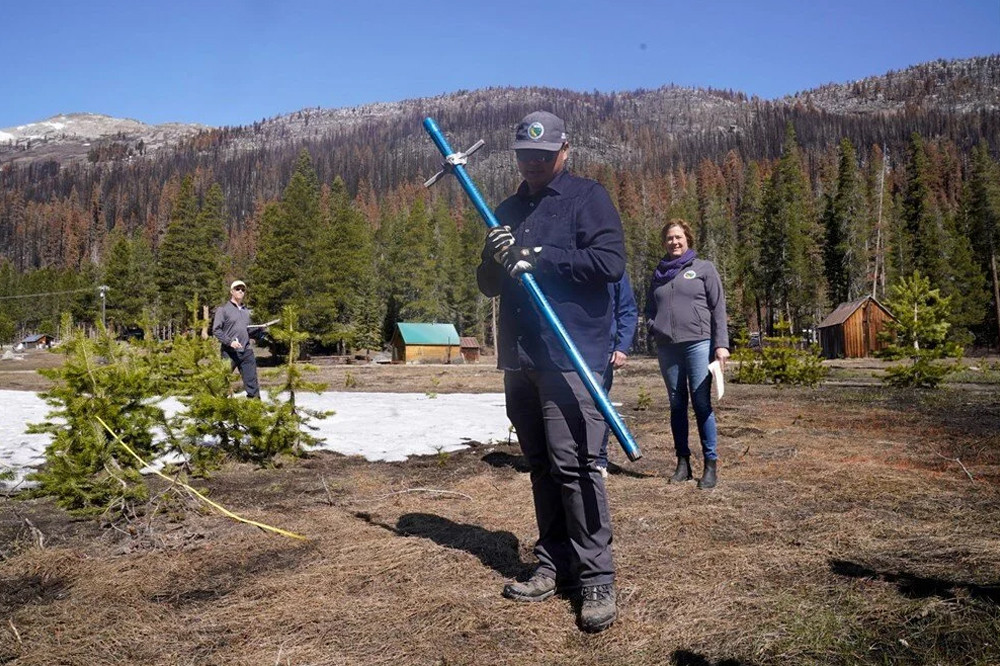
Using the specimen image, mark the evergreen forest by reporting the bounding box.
[1,59,999,353]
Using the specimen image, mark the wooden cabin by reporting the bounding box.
[391,323,462,364]
[816,296,895,359]
[18,333,54,350]
[459,337,481,363]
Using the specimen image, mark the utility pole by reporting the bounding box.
[98,285,109,329]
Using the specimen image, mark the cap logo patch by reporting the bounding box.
[527,122,545,140]
[683,270,697,279]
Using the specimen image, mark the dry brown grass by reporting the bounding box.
[1,359,999,665]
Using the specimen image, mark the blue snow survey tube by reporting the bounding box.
[422,117,642,462]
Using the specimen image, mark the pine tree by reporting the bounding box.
[197,182,228,281]
[941,208,988,347]
[735,161,766,335]
[266,305,329,456]
[155,176,199,325]
[318,177,379,351]
[102,230,155,330]
[375,204,406,342]
[251,150,322,330]
[395,197,442,322]
[963,141,1000,347]
[881,272,960,388]
[823,139,867,305]
[901,133,947,282]
[27,316,165,514]
[455,208,489,344]
[696,159,736,301]
[620,175,660,350]
[155,177,226,328]
[432,197,470,333]
[760,124,821,334]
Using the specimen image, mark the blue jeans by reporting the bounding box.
[656,340,717,461]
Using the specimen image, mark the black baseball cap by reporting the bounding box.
[511,111,568,151]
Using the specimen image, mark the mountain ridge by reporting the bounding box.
[2,55,996,168]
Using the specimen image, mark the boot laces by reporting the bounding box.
[582,584,614,602]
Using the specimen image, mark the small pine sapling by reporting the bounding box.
[27,314,165,514]
[264,305,330,458]
[635,385,653,411]
[879,272,961,388]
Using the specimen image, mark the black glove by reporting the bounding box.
[502,245,542,278]
[485,226,515,263]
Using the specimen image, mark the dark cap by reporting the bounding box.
[511,111,567,151]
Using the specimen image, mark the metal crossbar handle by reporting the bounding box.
[423,139,486,188]
[422,117,642,462]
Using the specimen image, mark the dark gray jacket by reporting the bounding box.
[645,258,729,351]
[211,300,252,350]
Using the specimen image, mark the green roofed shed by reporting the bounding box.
[391,323,462,364]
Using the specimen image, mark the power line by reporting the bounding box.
[0,287,100,301]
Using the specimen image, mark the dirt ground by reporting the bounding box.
[1,356,999,665]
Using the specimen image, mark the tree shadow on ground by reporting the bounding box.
[672,649,755,666]
[830,559,1000,605]
[0,573,70,612]
[355,511,525,579]
[148,542,316,608]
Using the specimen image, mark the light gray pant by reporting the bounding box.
[504,368,614,587]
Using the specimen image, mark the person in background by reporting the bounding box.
[645,220,729,489]
[596,275,638,478]
[477,110,625,633]
[211,279,260,399]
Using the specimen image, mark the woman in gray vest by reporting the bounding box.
[645,219,729,488]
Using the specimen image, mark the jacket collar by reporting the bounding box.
[516,168,571,199]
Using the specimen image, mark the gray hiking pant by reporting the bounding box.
[504,368,614,587]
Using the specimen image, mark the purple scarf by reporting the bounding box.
[651,249,697,287]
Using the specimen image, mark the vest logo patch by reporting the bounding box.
[683,270,697,279]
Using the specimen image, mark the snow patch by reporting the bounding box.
[0,390,513,489]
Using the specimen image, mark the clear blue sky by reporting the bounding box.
[2,0,997,128]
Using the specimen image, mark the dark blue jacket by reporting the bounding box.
[609,275,638,355]
[477,169,626,372]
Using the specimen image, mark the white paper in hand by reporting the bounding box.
[707,360,725,400]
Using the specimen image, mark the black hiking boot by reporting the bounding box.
[503,571,556,602]
[579,583,617,633]
[698,459,718,489]
[669,456,693,483]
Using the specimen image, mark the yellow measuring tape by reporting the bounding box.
[95,416,308,541]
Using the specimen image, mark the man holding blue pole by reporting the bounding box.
[477,111,625,633]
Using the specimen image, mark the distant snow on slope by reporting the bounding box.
[0,112,207,165]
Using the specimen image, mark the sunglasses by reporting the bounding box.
[516,149,559,163]
[233,286,246,292]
